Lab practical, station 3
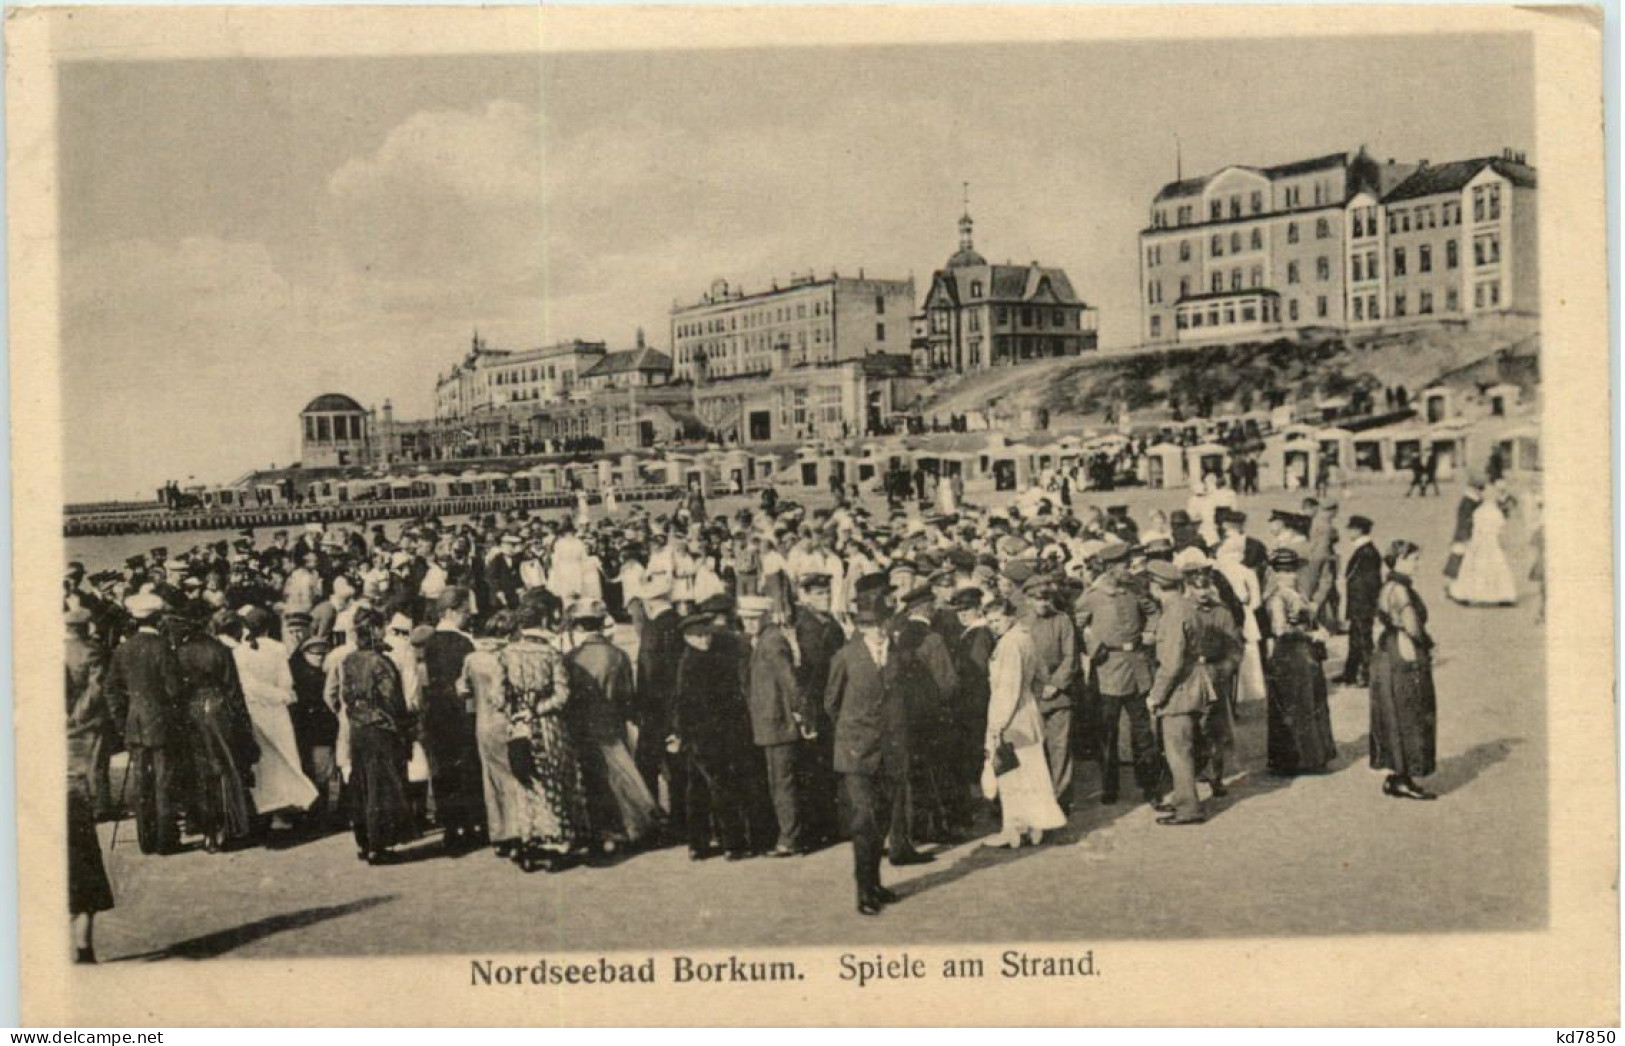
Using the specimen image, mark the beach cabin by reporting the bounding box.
[1486,384,1521,418]
[1491,424,1541,476]
[1268,426,1321,491]
[1142,443,1186,490]
[1425,423,1470,481]
[1350,434,1389,477]
[1422,387,1453,425]
[1315,428,1355,474]
[1188,442,1229,486]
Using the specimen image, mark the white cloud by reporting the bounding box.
[329,99,542,208]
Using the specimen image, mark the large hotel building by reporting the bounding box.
[1139,147,1536,345]
[669,273,916,383]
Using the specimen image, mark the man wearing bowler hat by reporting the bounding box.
[824,576,931,916]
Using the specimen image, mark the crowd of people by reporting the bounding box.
[65,470,1488,958]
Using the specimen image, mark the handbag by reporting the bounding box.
[406,742,430,784]
[991,739,1020,777]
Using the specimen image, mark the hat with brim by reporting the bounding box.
[949,586,984,611]
[854,598,893,626]
[853,573,890,601]
[1146,561,1185,588]
[680,611,716,635]
[737,595,773,618]
[899,586,935,610]
[125,592,165,620]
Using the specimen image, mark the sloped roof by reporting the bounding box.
[582,345,672,379]
[930,262,1084,308]
[1153,176,1209,203]
[1155,151,1353,204]
[1264,152,1348,179]
[302,393,365,414]
[1382,157,1537,203]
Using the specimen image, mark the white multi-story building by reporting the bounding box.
[670,272,915,383]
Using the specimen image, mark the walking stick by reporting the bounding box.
[105,753,134,854]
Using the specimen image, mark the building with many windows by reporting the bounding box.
[1140,149,1396,344]
[916,209,1098,372]
[1140,146,1536,345]
[669,272,915,383]
[433,335,608,418]
[1351,150,1537,327]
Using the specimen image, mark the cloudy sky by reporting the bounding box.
[60,35,1533,501]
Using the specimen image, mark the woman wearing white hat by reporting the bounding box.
[229,607,318,828]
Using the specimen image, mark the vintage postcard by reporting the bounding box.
[8,4,1613,1027]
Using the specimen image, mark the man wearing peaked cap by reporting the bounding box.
[104,588,185,854]
[1144,554,1207,826]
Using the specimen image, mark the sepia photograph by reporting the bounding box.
[9,4,1613,1027]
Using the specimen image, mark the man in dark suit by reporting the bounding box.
[421,587,481,851]
[485,532,525,612]
[794,573,846,845]
[1337,515,1384,687]
[824,583,930,916]
[101,593,185,854]
[742,596,810,856]
[892,586,958,841]
[635,574,686,830]
[670,611,755,861]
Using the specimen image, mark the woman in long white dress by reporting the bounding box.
[1448,482,1518,606]
[1215,534,1267,707]
[231,607,319,822]
[981,598,1067,848]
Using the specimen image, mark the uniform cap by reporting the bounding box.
[125,592,165,619]
[1145,561,1185,588]
[736,595,773,618]
[1001,559,1036,584]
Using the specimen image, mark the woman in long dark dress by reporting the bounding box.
[67,608,114,963]
[1369,541,1439,800]
[336,607,417,863]
[179,614,260,852]
[1263,548,1338,775]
